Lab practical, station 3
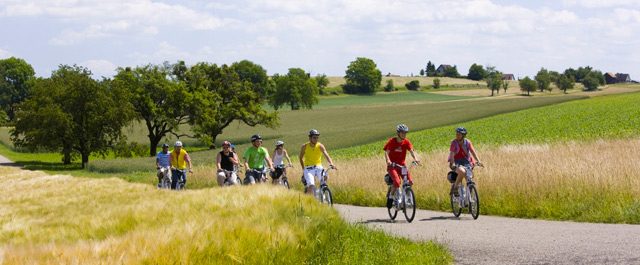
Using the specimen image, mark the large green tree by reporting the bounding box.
[270,68,319,110]
[112,63,192,156]
[443,65,460,78]
[519,76,538,96]
[467,63,487,81]
[0,57,36,121]
[231,60,272,99]
[485,66,502,96]
[186,63,279,148]
[535,68,551,92]
[426,61,436,77]
[555,74,575,94]
[343,57,382,94]
[11,65,133,168]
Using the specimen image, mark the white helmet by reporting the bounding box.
[396,124,409,132]
[275,141,284,146]
[174,141,183,147]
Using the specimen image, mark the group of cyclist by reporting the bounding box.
[156,125,483,203]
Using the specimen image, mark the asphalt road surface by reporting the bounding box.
[335,204,640,264]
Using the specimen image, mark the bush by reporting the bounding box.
[433,78,441,89]
[405,80,420,91]
[384,80,394,92]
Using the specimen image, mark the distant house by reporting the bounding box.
[616,73,631,83]
[502,74,515,81]
[386,73,401,77]
[605,72,617,84]
[605,72,632,84]
[435,64,451,75]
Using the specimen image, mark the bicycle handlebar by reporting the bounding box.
[390,161,420,169]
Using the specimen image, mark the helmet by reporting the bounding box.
[275,141,284,146]
[456,127,467,135]
[230,144,235,149]
[308,129,320,136]
[174,141,183,147]
[222,141,231,147]
[396,124,409,132]
[162,143,169,148]
[251,134,262,142]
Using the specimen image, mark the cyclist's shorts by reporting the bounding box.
[270,167,284,179]
[245,169,265,184]
[303,165,323,187]
[454,159,473,177]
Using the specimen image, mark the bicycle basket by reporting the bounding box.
[384,173,393,185]
[447,171,457,183]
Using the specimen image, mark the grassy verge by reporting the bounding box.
[329,138,640,224]
[0,167,452,264]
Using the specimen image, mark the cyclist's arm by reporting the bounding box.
[169,153,174,170]
[408,149,420,164]
[216,153,222,172]
[384,149,392,166]
[156,157,160,169]
[448,151,456,169]
[185,152,193,172]
[470,149,482,166]
[284,150,293,166]
[244,157,250,170]
[232,152,240,166]
[264,153,274,170]
[319,143,336,169]
[299,144,306,168]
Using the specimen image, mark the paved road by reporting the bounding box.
[0,153,20,168]
[335,204,640,264]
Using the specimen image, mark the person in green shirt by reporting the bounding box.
[243,134,274,184]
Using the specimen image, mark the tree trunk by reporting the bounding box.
[149,134,161,157]
[81,153,89,169]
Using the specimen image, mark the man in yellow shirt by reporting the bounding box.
[169,141,193,190]
[299,130,336,195]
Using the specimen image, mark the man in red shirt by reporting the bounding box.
[384,124,420,208]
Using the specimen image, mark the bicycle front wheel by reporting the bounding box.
[403,187,416,223]
[468,184,480,219]
[161,177,171,189]
[282,179,290,189]
[450,187,462,217]
[321,186,333,206]
[387,186,398,220]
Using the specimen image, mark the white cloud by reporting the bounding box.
[80,59,117,78]
[255,36,279,48]
[562,0,640,8]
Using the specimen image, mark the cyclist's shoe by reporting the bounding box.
[450,186,459,197]
[157,183,161,188]
[386,197,393,208]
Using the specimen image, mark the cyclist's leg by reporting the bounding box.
[171,169,179,190]
[246,171,257,185]
[217,171,226,186]
[303,168,316,194]
[387,166,401,197]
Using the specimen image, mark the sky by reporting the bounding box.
[1,0,639,80]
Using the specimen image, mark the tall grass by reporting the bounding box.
[329,138,640,224]
[0,167,452,264]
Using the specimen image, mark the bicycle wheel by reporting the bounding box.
[282,179,290,189]
[321,186,333,206]
[403,187,416,223]
[468,184,480,219]
[236,176,243,185]
[161,177,171,189]
[387,186,398,220]
[450,187,462,217]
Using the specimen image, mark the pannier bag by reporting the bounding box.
[384,174,393,185]
[447,171,458,183]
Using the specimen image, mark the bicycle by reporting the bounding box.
[158,167,171,189]
[315,165,336,205]
[449,163,482,219]
[272,164,293,189]
[173,169,187,191]
[221,168,243,186]
[244,168,268,184]
[386,161,419,223]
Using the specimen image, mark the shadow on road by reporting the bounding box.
[356,218,394,224]
[419,215,460,222]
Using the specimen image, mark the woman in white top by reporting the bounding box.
[271,141,293,184]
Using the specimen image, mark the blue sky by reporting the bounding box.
[1,0,639,80]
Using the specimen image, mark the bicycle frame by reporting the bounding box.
[273,164,292,187]
[387,161,419,222]
[313,165,335,205]
[158,167,171,189]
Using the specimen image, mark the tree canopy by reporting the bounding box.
[0,57,36,122]
[519,76,538,96]
[112,63,191,156]
[270,68,319,110]
[185,63,279,148]
[11,65,133,168]
[467,63,487,81]
[535,68,551,92]
[343,57,382,94]
[443,65,460,78]
[555,74,575,94]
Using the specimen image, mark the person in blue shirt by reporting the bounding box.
[156,143,172,188]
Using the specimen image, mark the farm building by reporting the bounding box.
[502,74,515,81]
[435,64,451,75]
[604,72,632,84]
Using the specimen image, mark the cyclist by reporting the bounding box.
[384,124,421,208]
[170,141,193,190]
[217,141,240,186]
[448,127,483,196]
[243,134,274,184]
[271,141,293,184]
[299,130,336,195]
[156,143,171,188]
